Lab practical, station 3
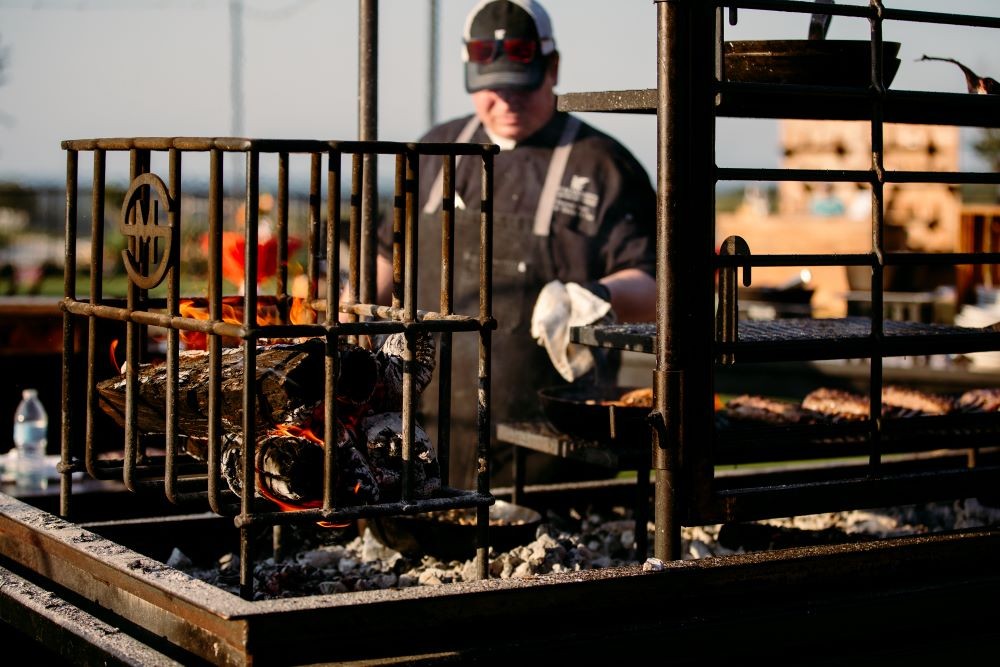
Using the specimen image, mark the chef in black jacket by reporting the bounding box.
[376,0,656,490]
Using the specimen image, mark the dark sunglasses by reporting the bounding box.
[466,38,538,65]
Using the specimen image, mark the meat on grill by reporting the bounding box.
[956,388,1000,413]
[801,385,954,421]
[723,394,812,425]
[881,385,954,417]
[801,388,870,421]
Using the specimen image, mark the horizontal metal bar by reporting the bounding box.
[713,0,1000,30]
[713,252,1000,268]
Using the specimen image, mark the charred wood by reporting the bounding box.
[96,338,378,438]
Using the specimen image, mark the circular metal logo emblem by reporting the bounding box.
[119,173,174,290]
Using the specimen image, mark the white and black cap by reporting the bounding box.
[462,0,557,93]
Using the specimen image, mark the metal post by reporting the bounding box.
[359,0,379,303]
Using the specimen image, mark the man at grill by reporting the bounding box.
[375,0,657,489]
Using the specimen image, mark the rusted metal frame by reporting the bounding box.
[83,150,105,487]
[61,137,254,152]
[240,149,261,600]
[359,0,378,305]
[324,150,343,513]
[122,149,149,493]
[164,149,182,504]
[879,6,1000,30]
[276,151,290,320]
[437,153,457,487]
[231,491,493,528]
[475,150,495,579]
[308,152,323,305]
[401,147,420,503]
[64,301,244,340]
[346,154,363,343]
[388,154,405,311]
[652,0,693,562]
[867,1,888,473]
[60,149,79,518]
[207,148,226,515]
[709,464,1000,525]
[681,0,720,540]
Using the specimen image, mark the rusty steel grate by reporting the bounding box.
[58,137,499,598]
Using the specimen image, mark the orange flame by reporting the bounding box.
[178,296,316,350]
[109,339,122,374]
[273,422,325,446]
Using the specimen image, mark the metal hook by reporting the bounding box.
[716,235,751,364]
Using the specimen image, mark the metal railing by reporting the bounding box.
[59,137,498,597]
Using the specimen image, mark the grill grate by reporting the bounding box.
[59,138,499,598]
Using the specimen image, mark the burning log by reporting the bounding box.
[97,328,441,508]
[221,427,381,508]
[95,336,410,439]
[218,412,443,507]
[363,412,441,501]
[368,332,437,413]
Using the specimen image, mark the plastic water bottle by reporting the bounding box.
[13,388,48,492]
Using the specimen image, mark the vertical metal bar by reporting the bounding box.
[348,154,363,341]
[123,151,142,493]
[428,0,439,127]
[391,154,405,310]
[475,148,494,580]
[324,150,342,511]
[240,149,260,601]
[277,151,290,316]
[84,150,105,484]
[328,150,342,319]
[207,149,225,515]
[403,149,419,319]
[401,148,420,502]
[164,149,182,504]
[869,1,887,472]
[60,148,79,518]
[653,0,687,562]
[308,152,322,305]
[359,0,378,303]
[437,154,456,487]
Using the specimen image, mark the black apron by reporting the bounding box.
[417,117,616,490]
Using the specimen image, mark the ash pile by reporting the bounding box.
[169,497,1000,600]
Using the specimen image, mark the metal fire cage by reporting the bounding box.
[57,138,498,598]
[560,1,1000,561]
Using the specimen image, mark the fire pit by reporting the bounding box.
[3,489,1000,664]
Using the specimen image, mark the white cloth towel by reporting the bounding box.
[530,280,614,382]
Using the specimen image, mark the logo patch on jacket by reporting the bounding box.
[554,175,599,222]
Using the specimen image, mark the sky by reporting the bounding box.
[0,0,998,190]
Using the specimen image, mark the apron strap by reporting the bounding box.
[422,115,482,215]
[532,115,581,237]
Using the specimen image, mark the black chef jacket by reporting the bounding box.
[377,110,656,489]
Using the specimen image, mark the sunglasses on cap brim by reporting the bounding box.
[465,38,539,65]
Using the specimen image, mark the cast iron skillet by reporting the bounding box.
[724,40,902,88]
[365,500,542,561]
[538,384,652,443]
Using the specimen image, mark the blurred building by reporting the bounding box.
[717,120,966,318]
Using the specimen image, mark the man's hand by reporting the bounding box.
[530,280,615,382]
